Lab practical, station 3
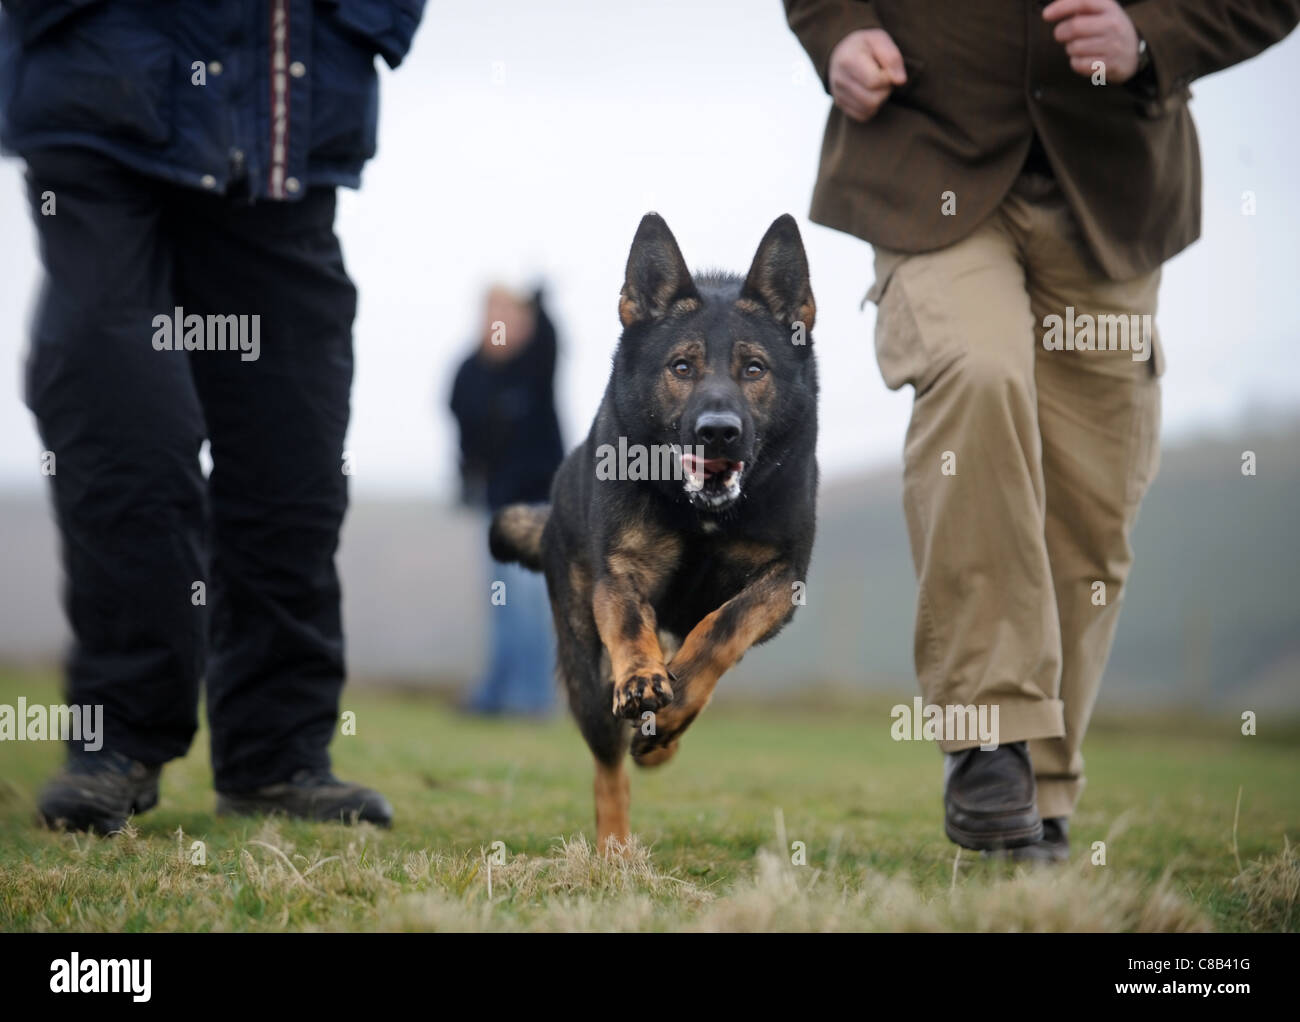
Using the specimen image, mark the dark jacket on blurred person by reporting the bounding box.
[451,295,565,512]
[784,0,1300,279]
[0,0,426,198]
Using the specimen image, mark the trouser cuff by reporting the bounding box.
[936,697,1064,753]
[1035,777,1084,819]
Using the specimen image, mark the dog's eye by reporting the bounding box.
[670,359,693,378]
[743,360,767,379]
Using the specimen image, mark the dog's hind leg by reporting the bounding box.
[550,567,633,854]
[565,658,631,853]
[570,666,632,854]
[593,756,630,855]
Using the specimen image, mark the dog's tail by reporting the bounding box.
[488,503,550,572]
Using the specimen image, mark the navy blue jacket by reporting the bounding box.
[0,0,426,199]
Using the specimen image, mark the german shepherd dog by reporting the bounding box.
[490,213,817,850]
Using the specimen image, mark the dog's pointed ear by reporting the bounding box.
[619,213,700,329]
[740,214,815,333]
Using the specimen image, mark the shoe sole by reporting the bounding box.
[215,794,391,827]
[985,845,1070,865]
[945,818,1043,851]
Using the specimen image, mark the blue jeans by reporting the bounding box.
[465,552,557,715]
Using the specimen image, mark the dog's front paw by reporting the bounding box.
[612,669,674,719]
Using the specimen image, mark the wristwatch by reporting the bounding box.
[1136,36,1151,74]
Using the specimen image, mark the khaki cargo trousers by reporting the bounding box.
[867,172,1164,818]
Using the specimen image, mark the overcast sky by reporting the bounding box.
[1,1,1297,499]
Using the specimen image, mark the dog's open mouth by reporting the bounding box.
[681,453,744,507]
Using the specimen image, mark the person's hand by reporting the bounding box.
[827,28,907,123]
[1043,0,1141,83]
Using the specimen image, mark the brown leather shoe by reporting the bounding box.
[943,741,1043,850]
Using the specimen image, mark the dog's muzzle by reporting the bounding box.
[680,452,744,508]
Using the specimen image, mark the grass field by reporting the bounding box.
[0,668,1296,932]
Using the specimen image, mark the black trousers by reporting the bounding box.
[23,146,356,791]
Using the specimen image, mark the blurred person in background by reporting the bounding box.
[785,0,1299,862]
[450,286,563,716]
[1,0,427,832]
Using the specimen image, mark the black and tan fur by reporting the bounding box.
[490,213,818,850]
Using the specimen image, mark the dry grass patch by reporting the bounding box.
[1232,838,1299,931]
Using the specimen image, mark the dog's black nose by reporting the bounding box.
[694,411,742,448]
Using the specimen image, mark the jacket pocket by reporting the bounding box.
[7,5,173,147]
[310,2,380,162]
[2,0,104,45]
[317,0,423,67]
[319,0,390,48]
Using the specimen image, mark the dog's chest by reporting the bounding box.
[651,531,774,634]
